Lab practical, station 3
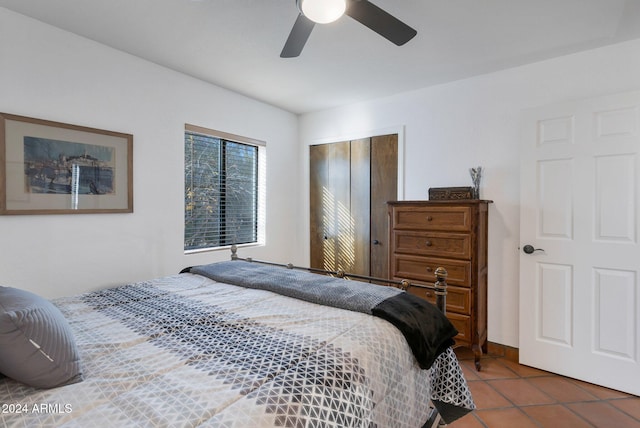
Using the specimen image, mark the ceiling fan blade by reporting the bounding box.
[345,0,417,46]
[281,13,316,58]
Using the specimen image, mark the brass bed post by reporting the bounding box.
[434,267,448,316]
[230,245,239,260]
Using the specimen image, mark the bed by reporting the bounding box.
[0,252,475,427]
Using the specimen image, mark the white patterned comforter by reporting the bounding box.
[0,273,474,427]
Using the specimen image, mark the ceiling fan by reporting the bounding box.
[281,0,417,58]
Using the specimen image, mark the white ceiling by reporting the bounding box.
[2,0,640,114]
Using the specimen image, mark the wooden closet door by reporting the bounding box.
[370,135,397,279]
[309,142,350,271]
[309,144,327,270]
[310,135,397,278]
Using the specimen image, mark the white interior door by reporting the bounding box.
[519,90,640,395]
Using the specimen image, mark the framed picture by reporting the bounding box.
[0,113,133,215]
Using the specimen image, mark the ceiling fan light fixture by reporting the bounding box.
[298,0,346,24]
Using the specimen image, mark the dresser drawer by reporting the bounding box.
[393,231,471,259]
[392,206,472,232]
[448,313,472,345]
[407,284,471,314]
[392,255,471,286]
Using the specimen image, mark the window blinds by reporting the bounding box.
[184,131,258,251]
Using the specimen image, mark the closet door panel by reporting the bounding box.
[370,135,398,279]
[309,142,350,271]
[331,142,351,271]
[309,144,328,269]
[351,138,371,276]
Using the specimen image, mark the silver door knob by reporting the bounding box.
[522,244,544,254]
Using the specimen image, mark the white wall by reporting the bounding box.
[0,8,299,298]
[297,38,640,348]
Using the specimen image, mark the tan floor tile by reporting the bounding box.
[498,359,550,378]
[488,378,556,406]
[528,376,599,403]
[467,380,512,409]
[523,404,593,428]
[569,379,634,400]
[475,408,539,428]
[566,401,640,428]
[609,397,640,420]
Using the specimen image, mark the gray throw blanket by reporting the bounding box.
[190,260,402,314]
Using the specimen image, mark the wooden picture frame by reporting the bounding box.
[0,113,133,215]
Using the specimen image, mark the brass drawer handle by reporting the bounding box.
[427,216,433,221]
[425,240,432,247]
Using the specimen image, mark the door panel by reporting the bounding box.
[370,135,397,278]
[537,262,573,346]
[309,144,328,270]
[309,142,350,271]
[537,159,573,239]
[520,91,640,395]
[351,138,371,276]
[594,268,636,360]
[594,154,635,242]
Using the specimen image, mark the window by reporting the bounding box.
[184,125,265,252]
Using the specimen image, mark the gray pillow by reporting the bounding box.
[0,286,82,388]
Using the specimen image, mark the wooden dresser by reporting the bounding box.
[388,200,491,370]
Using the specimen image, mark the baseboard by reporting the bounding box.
[487,341,519,363]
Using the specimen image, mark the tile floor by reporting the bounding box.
[449,348,640,428]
